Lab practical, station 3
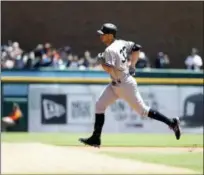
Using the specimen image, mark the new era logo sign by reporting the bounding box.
[41,94,67,124]
[43,99,65,119]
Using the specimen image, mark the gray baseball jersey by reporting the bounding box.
[96,39,150,117]
[103,39,134,82]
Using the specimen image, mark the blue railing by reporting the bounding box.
[1,68,203,96]
[1,68,203,79]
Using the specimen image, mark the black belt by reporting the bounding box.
[112,80,121,86]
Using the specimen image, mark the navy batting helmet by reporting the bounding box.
[97,23,117,36]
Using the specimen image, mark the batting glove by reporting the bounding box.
[129,66,136,76]
[97,52,105,64]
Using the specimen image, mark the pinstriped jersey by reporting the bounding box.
[103,39,135,81]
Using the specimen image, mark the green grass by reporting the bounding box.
[101,151,203,174]
[1,133,203,147]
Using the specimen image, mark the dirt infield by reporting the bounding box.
[72,146,203,153]
[2,142,201,174]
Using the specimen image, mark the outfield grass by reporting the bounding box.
[1,133,203,147]
[102,151,203,174]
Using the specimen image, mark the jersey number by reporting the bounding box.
[120,46,127,63]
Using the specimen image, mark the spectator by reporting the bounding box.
[185,48,203,71]
[68,55,79,69]
[4,58,15,69]
[136,51,150,68]
[29,51,36,62]
[78,57,87,70]
[163,54,170,68]
[57,59,66,70]
[33,44,43,61]
[52,49,60,67]
[1,51,9,68]
[44,42,52,54]
[33,51,52,69]
[24,57,33,69]
[11,42,23,58]
[24,52,35,69]
[14,54,24,69]
[155,52,170,68]
[59,46,70,61]
[6,46,14,58]
[52,49,66,69]
[84,50,96,68]
[78,58,87,70]
[66,54,73,67]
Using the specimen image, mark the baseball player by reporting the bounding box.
[79,23,181,147]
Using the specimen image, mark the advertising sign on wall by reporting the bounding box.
[41,94,67,124]
[68,94,95,124]
[28,85,95,132]
[28,84,203,133]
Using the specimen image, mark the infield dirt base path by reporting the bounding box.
[2,143,199,174]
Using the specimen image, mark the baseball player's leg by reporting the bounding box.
[79,83,118,146]
[93,84,118,137]
[120,78,181,139]
[119,85,150,117]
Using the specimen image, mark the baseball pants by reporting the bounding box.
[95,76,150,117]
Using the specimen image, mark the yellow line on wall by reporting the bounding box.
[136,78,203,84]
[1,76,203,85]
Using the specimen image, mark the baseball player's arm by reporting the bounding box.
[130,44,142,67]
[100,51,116,74]
[102,64,113,73]
[97,52,113,73]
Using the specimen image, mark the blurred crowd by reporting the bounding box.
[1,41,203,71]
[1,41,102,70]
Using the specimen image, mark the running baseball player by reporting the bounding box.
[79,23,181,147]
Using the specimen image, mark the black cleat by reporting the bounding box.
[171,117,181,140]
[79,136,101,148]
